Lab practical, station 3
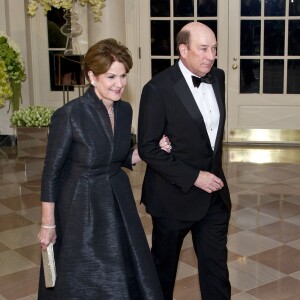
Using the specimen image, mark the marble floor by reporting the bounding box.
[0,145,300,300]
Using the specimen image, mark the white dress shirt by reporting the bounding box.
[178,60,220,150]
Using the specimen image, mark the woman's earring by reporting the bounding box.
[88,71,95,86]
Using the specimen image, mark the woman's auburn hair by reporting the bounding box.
[84,38,133,81]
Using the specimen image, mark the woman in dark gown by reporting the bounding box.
[37,38,170,299]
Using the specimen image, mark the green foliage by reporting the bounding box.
[0,33,26,111]
[27,0,105,22]
[10,106,55,127]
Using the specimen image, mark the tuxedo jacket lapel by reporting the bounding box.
[173,64,224,150]
[173,77,212,148]
[212,75,225,153]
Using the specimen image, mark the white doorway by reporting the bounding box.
[138,0,300,143]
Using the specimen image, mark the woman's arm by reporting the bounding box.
[132,135,172,165]
[38,202,57,250]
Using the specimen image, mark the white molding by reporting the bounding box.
[124,0,141,133]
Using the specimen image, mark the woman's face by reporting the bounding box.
[92,61,127,102]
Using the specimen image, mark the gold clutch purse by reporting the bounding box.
[42,243,56,288]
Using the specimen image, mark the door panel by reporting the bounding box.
[140,0,300,143]
[228,0,300,143]
[142,0,219,79]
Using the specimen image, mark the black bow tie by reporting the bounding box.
[191,74,214,88]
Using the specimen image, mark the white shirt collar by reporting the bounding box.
[178,60,195,88]
[178,60,206,90]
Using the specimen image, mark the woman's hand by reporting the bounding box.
[159,135,172,153]
[132,135,172,164]
[38,226,57,251]
[38,202,56,250]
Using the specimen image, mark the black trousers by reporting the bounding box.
[151,193,231,300]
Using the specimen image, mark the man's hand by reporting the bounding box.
[194,171,224,193]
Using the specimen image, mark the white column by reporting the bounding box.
[87,0,140,133]
[87,0,126,47]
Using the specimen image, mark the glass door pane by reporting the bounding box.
[149,0,218,77]
[238,1,300,95]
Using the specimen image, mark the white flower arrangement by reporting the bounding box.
[27,0,106,22]
[10,106,55,127]
[0,32,26,111]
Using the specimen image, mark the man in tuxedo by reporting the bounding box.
[138,22,231,300]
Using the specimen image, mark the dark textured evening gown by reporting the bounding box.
[37,87,163,300]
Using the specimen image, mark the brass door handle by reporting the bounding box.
[232,64,238,70]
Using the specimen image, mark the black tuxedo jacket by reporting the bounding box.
[138,62,231,221]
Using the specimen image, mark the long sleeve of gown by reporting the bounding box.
[41,108,72,202]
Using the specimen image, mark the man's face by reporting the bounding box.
[181,29,217,77]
